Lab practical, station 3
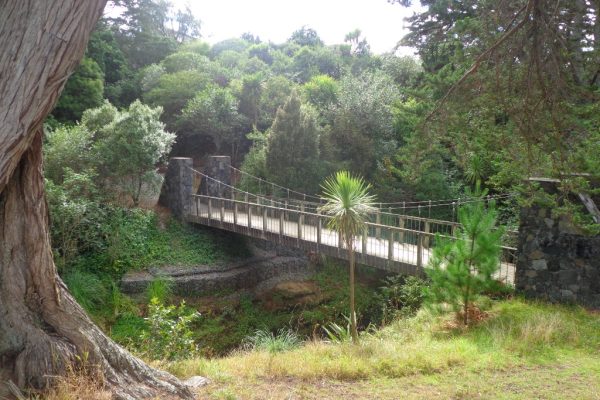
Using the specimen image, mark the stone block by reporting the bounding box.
[531,259,547,271]
[529,250,545,260]
[557,269,578,285]
[560,290,574,301]
[525,270,537,278]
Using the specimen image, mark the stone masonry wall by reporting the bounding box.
[158,157,193,218]
[198,155,231,198]
[515,205,600,308]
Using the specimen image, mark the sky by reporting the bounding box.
[172,0,423,55]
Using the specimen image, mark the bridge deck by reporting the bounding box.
[186,196,515,284]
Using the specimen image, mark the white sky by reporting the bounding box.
[172,0,422,55]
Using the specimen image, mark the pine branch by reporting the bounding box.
[426,0,536,121]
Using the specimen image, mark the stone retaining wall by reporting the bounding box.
[515,205,600,308]
[121,255,315,297]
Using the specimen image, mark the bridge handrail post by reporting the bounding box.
[297,204,304,243]
[388,227,394,263]
[195,195,199,217]
[247,202,252,230]
[398,217,405,243]
[279,208,284,243]
[424,221,430,248]
[417,232,423,269]
[208,198,212,226]
[220,198,225,225]
[262,204,267,234]
[376,209,381,239]
[362,227,367,259]
[233,200,238,225]
[316,212,322,252]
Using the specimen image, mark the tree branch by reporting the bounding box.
[426,0,535,121]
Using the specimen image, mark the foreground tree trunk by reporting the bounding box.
[0,2,193,398]
[347,237,359,344]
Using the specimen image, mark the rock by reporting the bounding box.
[568,285,580,293]
[560,290,574,301]
[185,376,210,388]
[529,250,545,260]
[273,281,318,298]
[531,259,547,271]
[558,269,578,285]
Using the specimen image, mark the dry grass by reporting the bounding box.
[163,299,600,384]
[29,366,110,400]
[31,299,600,399]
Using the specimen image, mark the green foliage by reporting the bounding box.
[288,26,323,47]
[319,172,376,343]
[244,329,302,353]
[63,270,109,314]
[53,57,104,122]
[258,76,295,129]
[265,91,323,193]
[377,275,427,323]
[146,276,174,304]
[85,100,175,205]
[179,85,244,161]
[319,171,377,240]
[239,128,268,193]
[143,69,211,128]
[328,72,400,179]
[111,313,148,345]
[162,51,209,73]
[303,74,339,111]
[426,191,505,325]
[138,298,201,361]
[322,318,352,343]
[75,210,242,276]
[46,170,105,270]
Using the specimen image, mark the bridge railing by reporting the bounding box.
[188,194,516,283]
[194,168,518,250]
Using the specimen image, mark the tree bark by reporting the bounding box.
[0,1,193,398]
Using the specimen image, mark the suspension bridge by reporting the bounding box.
[164,157,518,284]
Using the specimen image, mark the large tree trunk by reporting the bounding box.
[0,2,193,399]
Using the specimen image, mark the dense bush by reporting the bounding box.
[138,299,201,361]
[377,275,427,324]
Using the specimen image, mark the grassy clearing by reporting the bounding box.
[158,298,600,399]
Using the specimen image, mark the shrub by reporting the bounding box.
[244,328,301,353]
[138,298,201,361]
[322,319,352,343]
[378,275,427,323]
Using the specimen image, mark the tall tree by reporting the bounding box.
[319,171,376,343]
[394,0,600,199]
[0,1,192,398]
[265,91,322,193]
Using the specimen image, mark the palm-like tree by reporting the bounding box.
[319,171,377,343]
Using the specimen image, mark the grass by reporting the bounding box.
[243,328,302,353]
[146,276,174,304]
[158,298,600,399]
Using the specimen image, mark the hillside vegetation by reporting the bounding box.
[41,299,600,399]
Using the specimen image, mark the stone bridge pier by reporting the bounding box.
[158,157,193,219]
[198,155,232,198]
